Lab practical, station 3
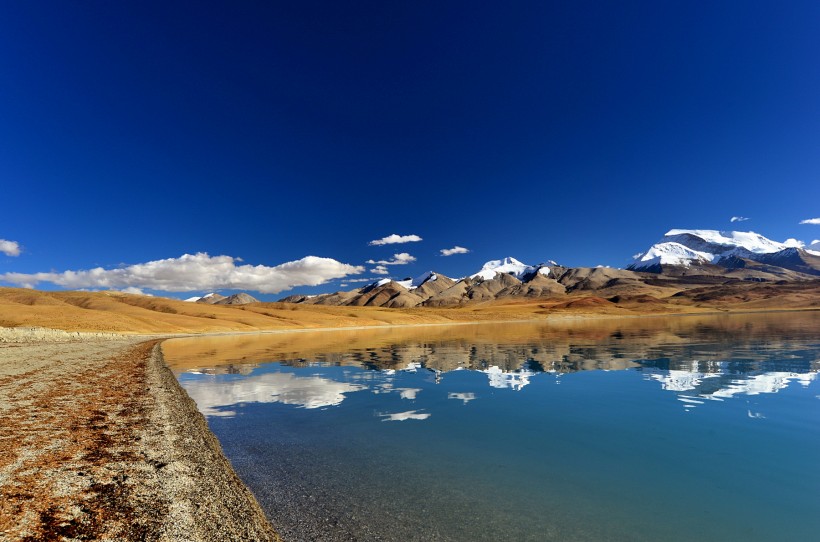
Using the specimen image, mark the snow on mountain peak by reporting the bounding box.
[631,242,713,268]
[632,229,809,270]
[468,257,555,280]
[664,229,796,254]
[375,271,438,291]
[471,257,529,280]
[411,271,436,287]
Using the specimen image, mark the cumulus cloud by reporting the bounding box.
[120,287,153,296]
[800,218,820,225]
[0,239,21,257]
[440,246,470,256]
[370,265,389,275]
[366,253,416,265]
[368,234,422,246]
[0,253,364,294]
[730,216,749,223]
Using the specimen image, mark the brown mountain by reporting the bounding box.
[213,293,259,305]
[195,293,226,304]
[277,257,820,310]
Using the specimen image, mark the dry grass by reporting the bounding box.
[1,283,819,335]
[0,340,280,541]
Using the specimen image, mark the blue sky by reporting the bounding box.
[1,1,819,299]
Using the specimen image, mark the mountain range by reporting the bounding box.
[278,229,820,308]
[184,292,260,305]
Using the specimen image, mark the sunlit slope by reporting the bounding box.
[0,288,466,333]
[1,283,818,334]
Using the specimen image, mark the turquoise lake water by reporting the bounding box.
[170,313,820,541]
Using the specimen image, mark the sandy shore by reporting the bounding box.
[0,335,279,541]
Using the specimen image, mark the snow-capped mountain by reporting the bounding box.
[470,257,551,280]
[278,232,818,309]
[369,258,552,292]
[374,271,439,291]
[629,229,809,270]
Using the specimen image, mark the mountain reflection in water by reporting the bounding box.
[165,312,820,542]
[168,312,820,417]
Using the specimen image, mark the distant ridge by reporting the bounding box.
[195,293,226,304]
[184,292,260,305]
[279,229,820,308]
[214,293,259,305]
[629,229,820,276]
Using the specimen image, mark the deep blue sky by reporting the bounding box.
[1,1,819,298]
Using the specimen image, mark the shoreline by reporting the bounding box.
[144,343,280,541]
[0,338,279,541]
[3,306,818,345]
[154,306,820,339]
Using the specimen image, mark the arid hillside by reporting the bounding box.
[1,281,819,334]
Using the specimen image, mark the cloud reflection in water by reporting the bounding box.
[182,372,367,417]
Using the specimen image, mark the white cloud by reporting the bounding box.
[366,252,416,265]
[368,234,422,246]
[370,265,389,275]
[730,216,750,223]
[119,287,153,296]
[0,252,364,294]
[345,277,383,283]
[783,238,805,248]
[800,218,820,225]
[440,246,470,256]
[0,239,21,257]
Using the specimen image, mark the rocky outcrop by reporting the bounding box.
[497,272,566,298]
[422,279,473,307]
[465,273,522,302]
[412,274,456,298]
[346,281,425,308]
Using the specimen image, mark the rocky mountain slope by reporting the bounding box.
[184,292,259,305]
[214,293,260,305]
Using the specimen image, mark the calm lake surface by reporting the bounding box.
[164,313,820,541]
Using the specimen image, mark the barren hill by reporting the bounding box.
[2,276,819,335]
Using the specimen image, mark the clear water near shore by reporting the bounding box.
[168,313,820,541]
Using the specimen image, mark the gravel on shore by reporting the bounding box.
[0,334,280,541]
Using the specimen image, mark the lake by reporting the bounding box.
[163,312,820,541]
